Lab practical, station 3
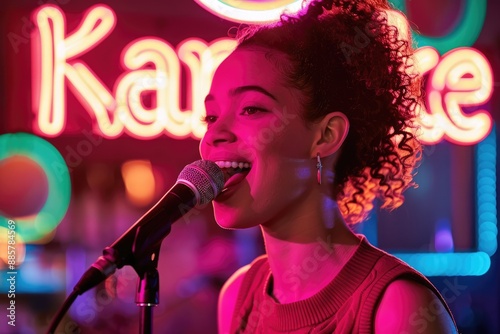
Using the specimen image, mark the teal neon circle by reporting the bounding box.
[390,0,487,54]
[0,133,71,242]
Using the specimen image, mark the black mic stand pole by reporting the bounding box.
[126,186,197,333]
[71,184,199,334]
[48,162,222,334]
[135,246,161,334]
[128,205,178,334]
[112,184,196,334]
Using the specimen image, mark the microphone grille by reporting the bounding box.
[177,160,224,205]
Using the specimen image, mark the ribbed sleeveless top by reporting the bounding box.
[230,235,456,333]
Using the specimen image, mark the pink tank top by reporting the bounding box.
[230,235,457,333]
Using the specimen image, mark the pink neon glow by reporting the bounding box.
[422,47,493,145]
[414,47,443,144]
[31,5,493,145]
[31,5,236,139]
[31,5,116,137]
[111,37,235,139]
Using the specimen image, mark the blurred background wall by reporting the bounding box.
[0,0,499,333]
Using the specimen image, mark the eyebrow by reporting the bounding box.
[204,85,278,103]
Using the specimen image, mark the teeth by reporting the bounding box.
[214,160,252,169]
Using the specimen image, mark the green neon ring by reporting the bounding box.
[390,0,487,54]
[0,133,71,242]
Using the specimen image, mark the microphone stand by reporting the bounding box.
[135,245,161,334]
[81,201,177,334]
[48,161,223,334]
[100,231,165,334]
[126,202,177,334]
[70,184,197,334]
[108,184,195,333]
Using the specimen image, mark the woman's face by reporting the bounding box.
[199,48,318,229]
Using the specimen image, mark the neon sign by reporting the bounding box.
[0,133,71,243]
[390,0,487,54]
[32,5,236,140]
[31,5,493,145]
[195,0,487,54]
[193,0,309,23]
[415,46,493,145]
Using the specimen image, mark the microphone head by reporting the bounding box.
[177,160,224,205]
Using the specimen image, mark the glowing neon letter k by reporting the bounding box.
[32,5,116,137]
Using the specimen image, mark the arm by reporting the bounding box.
[374,279,457,334]
[218,265,250,334]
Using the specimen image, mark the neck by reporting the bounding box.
[261,202,361,304]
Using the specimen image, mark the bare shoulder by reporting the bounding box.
[218,264,251,334]
[374,278,457,334]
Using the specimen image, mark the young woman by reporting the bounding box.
[200,0,458,332]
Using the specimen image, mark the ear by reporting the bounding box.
[311,112,349,157]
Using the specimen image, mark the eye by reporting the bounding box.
[200,115,217,124]
[241,106,268,116]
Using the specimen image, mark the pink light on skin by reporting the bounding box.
[199,49,326,230]
[417,47,493,145]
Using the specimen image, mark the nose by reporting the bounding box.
[202,114,237,148]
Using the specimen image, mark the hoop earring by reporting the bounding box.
[316,153,322,185]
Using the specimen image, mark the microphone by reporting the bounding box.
[73,160,224,295]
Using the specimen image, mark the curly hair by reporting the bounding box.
[235,0,423,224]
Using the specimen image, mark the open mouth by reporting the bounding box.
[214,160,252,188]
